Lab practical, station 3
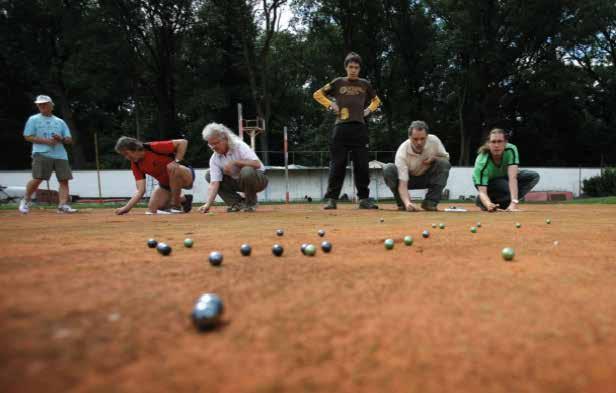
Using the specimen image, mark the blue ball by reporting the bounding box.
[240,244,252,256]
[272,244,284,256]
[208,251,223,266]
[156,242,172,255]
[321,241,332,253]
[192,293,224,330]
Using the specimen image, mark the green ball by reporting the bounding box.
[384,239,394,250]
[403,235,413,246]
[184,238,194,248]
[304,244,317,256]
[439,223,445,229]
[476,222,482,228]
[501,247,515,261]
[516,222,521,228]
[546,218,551,224]
[470,226,477,233]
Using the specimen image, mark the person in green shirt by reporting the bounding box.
[472,128,539,212]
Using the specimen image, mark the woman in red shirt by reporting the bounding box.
[114,137,195,214]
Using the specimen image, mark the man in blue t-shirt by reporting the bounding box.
[19,95,78,214]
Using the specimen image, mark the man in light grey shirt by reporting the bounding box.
[199,122,268,212]
[383,120,451,211]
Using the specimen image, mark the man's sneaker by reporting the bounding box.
[18,199,31,214]
[181,194,193,213]
[168,207,184,214]
[226,203,244,212]
[323,198,337,210]
[421,200,438,211]
[57,204,78,214]
[358,198,379,209]
[242,205,256,212]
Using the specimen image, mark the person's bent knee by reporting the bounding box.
[382,163,398,180]
[239,166,256,178]
[166,161,178,175]
[528,170,540,182]
[432,158,451,171]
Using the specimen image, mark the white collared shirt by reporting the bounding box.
[208,141,265,182]
[394,135,449,180]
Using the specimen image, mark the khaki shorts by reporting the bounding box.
[32,154,73,181]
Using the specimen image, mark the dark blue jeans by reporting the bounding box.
[476,170,540,209]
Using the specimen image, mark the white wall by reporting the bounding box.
[0,167,601,202]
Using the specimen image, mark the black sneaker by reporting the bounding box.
[358,198,379,209]
[181,194,193,213]
[421,200,438,211]
[323,199,337,210]
[226,203,244,212]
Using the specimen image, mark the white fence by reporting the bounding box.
[0,166,601,203]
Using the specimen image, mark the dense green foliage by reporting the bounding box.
[583,168,616,196]
[1,0,615,170]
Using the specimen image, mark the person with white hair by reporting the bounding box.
[18,95,78,214]
[199,122,268,213]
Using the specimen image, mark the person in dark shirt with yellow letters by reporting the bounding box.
[313,52,381,209]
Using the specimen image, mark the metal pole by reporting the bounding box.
[578,165,582,197]
[284,126,289,204]
[94,132,103,202]
[250,132,256,150]
[238,103,243,140]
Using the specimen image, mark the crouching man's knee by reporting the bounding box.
[432,158,451,172]
[382,163,399,188]
[239,166,257,178]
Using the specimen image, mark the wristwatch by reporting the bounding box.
[511,199,519,204]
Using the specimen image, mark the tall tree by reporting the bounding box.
[101,0,195,139]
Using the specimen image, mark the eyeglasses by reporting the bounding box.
[489,140,505,144]
[208,139,223,149]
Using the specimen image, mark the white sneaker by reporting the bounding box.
[19,199,31,214]
[57,204,78,214]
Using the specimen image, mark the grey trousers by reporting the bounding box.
[205,167,268,207]
[383,159,451,207]
[475,170,540,209]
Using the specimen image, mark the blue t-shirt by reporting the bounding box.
[23,114,71,160]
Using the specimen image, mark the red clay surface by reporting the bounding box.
[1,203,616,393]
